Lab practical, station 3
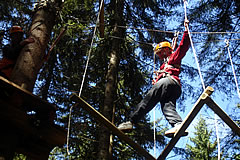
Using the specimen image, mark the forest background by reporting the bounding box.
[0,0,239,159]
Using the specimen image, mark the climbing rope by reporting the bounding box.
[214,114,221,160]
[171,31,180,51]
[225,39,240,98]
[183,0,205,90]
[152,49,157,158]
[66,0,104,155]
[183,1,221,160]
[153,106,156,158]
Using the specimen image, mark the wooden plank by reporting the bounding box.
[0,76,56,111]
[0,76,66,159]
[157,86,214,160]
[206,97,240,136]
[70,94,156,160]
[99,0,104,38]
[0,99,66,147]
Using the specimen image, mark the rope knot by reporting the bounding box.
[224,39,229,47]
[183,0,188,6]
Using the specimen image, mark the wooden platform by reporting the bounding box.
[0,76,66,160]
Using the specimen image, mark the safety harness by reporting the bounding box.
[155,57,181,85]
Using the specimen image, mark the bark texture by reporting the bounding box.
[97,0,125,159]
[11,1,62,92]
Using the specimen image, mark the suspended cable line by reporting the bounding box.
[215,114,221,160]
[152,50,157,158]
[116,25,240,34]
[63,21,240,35]
[184,1,205,90]
[225,39,240,98]
[110,34,240,49]
[183,1,221,160]
[66,0,104,155]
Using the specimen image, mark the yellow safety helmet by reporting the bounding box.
[154,41,172,53]
[153,41,172,60]
[10,26,23,34]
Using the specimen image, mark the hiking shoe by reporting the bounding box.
[118,121,133,132]
[164,125,188,138]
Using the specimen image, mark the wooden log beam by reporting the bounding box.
[70,94,156,160]
[0,76,66,147]
[0,76,66,159]
[157,86,214,160]
[206,97,240,136]
[0,76,56,111]
[99,0,104,38]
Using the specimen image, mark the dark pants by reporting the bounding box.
[130,77,182,127]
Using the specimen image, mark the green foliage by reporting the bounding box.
[38,0,182,159]
[0,0,33,45]
[184,1,240,159]
[13,154,26,160]
[183,0,240,97]
[219,103,240,159]
[185,117,218,160]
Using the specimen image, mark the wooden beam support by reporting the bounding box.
[0,76,56,111]
[0,76,67,159]
[70,94,156,160]
[157,86,214,160]
[99,0,104,38]
[206,97,240,136]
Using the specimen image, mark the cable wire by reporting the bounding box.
[153,50,157,158]
[184,1,221,160]
[184,1,205,90]
[215,114,221,160]
[116,25,240,34]
[225,39,240,98]
[66,0,104,155]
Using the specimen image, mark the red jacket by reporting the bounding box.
[0,43,23,79]
[155,31,190,86]
[0,58,16,79]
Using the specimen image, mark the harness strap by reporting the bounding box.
[155,61,181,86]
[165,64,181,69]
[156,63,181,75]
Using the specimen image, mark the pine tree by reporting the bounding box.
[185,117,218,160]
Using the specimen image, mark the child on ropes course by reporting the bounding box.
[0,26,34,79]
[118,19,190,138]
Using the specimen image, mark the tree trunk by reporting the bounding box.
[97,0,124,159]
[10,0,63,92]
[41,53,56,101]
